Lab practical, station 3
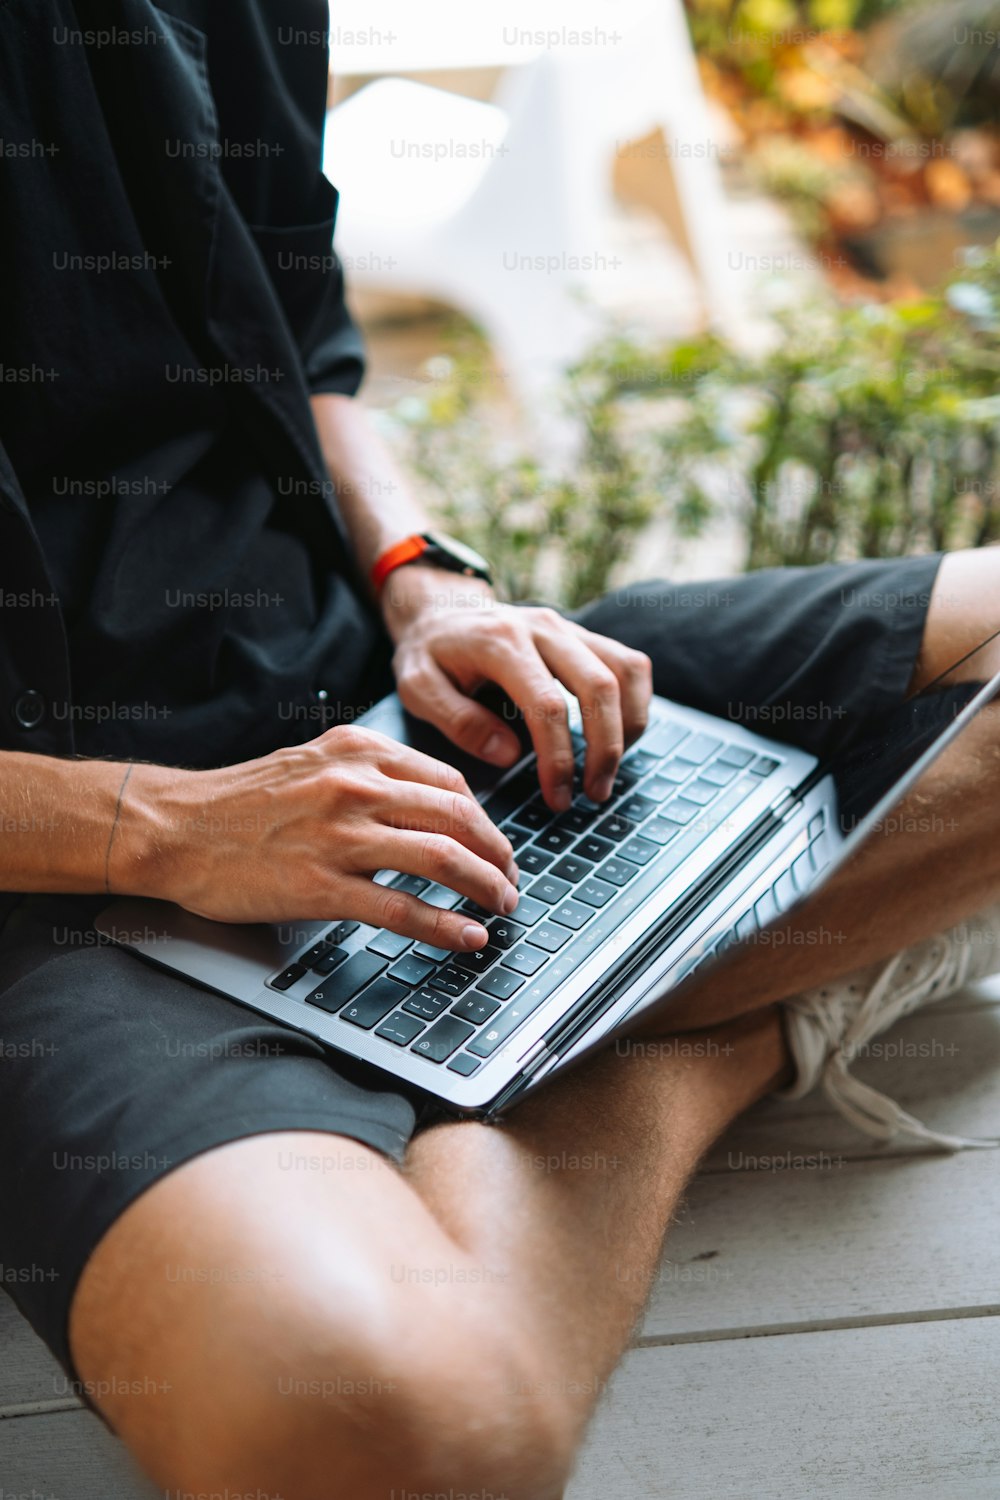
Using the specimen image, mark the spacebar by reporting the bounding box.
[466,776,759,1058]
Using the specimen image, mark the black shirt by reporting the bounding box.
[0,0,389,769]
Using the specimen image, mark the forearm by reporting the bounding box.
[309,392,495,640]
[310,392,431,585]
[0,752,171,896]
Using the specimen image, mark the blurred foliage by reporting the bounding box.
[389,246,1000,604]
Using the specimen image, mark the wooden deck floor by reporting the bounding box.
[3,978,999,1498]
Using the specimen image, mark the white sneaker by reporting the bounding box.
[775,904,1000,1150]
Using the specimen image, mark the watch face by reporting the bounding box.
[424,531,491,578]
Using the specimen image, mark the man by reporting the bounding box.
[2,4,999,1496]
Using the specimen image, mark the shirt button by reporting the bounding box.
[12,689,46,729]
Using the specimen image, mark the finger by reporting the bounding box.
[352,827,518,921]
[567,623,653,749]
[380,782,518,883]
[533,629,624,802]
[480,637,576,812]
[334,874,491,951]
[395,657,523,768]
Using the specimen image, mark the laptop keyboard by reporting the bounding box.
[266,717,783,1077]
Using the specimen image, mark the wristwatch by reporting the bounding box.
[370,531,493,594]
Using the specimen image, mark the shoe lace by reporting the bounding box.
[821,935,999,1151]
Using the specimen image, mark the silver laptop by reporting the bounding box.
[96,630,1000,1116]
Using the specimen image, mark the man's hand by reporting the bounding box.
[126,726,519,947]
[382,568,654,811]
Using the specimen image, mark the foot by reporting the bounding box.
[775,903,1000,1149]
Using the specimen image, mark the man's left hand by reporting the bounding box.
[382,568,653,811]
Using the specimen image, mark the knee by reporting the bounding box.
[174,1294,575,1500]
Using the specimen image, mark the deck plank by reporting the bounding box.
[567,1317,1000,1499]
[643,1148,1000,1341]
[0,1408,157,1499]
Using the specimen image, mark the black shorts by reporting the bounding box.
[0,553,942,1372]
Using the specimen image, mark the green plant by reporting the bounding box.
[386,245,1000,604]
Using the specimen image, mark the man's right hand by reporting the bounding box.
[134,725,519,950]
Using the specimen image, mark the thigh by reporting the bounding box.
[576,554,943,757]
[0,894,423,1375]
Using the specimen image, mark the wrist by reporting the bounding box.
[380,565,497,642]
[106,762,196,901]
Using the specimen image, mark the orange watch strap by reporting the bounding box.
[370,534,429,594]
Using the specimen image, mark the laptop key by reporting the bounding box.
[527,922,571,953]
[367,931,412,960]
[403,988,450,1021]
[577,878,617,908]
[413,942,451,962]
[621,749,659,776]
[500,822,532,850]
[390,873,430,896]
[773,869,797,912]
[454,944,504,975]
[700,759,738,787]
[551,899,592,931]
[641,775,673,802]
[300,940,335,968]
[534,825,576,855]
[791,851,814,894]
[387,954,436,987]
[411,1016,476,1063]
[660,797,699,825]
[594,813,637,842]
[553,803,600,835]
[340,977,411,1030]
[510,894,547,926]
[452,993,502,1025]
[681,780,719,807]
[618,836,658,867]
[717,744,754,769]
[510,797,553,833]
[447,1052,482,1076]
[306,951,388,1010]
[735,911,757,942]
[518,846,554,877]
[575,834,615,864]
[429,965,476,996]
[597,857,639,887]
[659,758,692,784]
[312,946,350,976]
[754,888,780,930]
[421,884,462,910]
[268,962,307,992]
[329,920,361,945]
[527,875,572,906]
[485,918,526,950]
[618,793,657,823]
[477,967,525,1000]
[639,722,688,758]
[549,854,594,884]
[751,755,780,777]
[675,733,722,764]
[501,944,547,976]
[467,990,551,1057]
[642,819,680,847]
[375,1011,426,1047]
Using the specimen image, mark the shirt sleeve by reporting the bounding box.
[206,0,366,397]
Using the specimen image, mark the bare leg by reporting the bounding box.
[68,1008,788,1500]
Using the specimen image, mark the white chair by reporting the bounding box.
[323,1,743,403]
